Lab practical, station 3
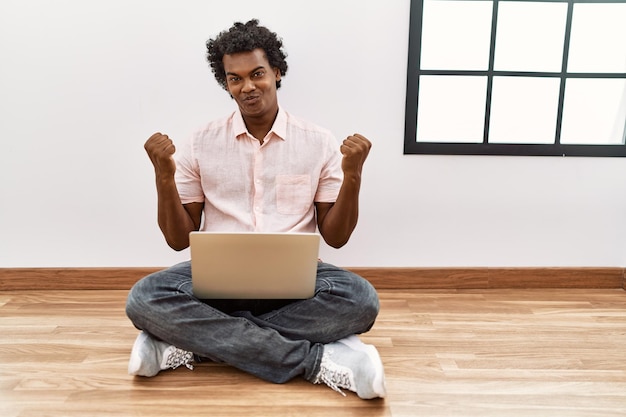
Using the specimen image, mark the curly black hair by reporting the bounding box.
[206,19,288,91]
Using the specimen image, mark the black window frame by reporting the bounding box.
[404,0,626,157]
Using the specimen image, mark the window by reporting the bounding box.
[404,0,626,156]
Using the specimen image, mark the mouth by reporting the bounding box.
[243,95,260,104]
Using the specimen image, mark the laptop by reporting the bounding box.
[189,231,320,299]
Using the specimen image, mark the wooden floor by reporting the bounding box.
[1,288,625,417]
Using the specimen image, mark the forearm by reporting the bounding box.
[318,173,361,248]
[155,176,198,251]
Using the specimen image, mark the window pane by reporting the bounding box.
[416,75,487,143]
[489,76,561,144]
[560,79,626,145]
[494,1,568,72]
[567,3,626,73]
[420,0,493,70]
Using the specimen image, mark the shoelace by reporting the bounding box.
[165,348,194,371]
[316,351,352,396]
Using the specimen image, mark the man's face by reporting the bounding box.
[223,48,281,121]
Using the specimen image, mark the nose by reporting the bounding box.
[242,77,256,92]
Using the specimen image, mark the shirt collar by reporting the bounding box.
[233,106,287,141]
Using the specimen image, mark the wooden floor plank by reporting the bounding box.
[0,288,625,417]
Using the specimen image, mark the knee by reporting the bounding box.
[125,273,163,325]
[125,277,149,324]
[334,272,380,332]
[319,265,380,325]
[125,263,192,325]
[355,277,380,326]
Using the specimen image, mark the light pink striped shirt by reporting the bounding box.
[174,107,343,233]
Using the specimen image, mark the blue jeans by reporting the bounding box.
[125,261,380,383]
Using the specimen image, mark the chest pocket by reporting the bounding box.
[276,175,312,215]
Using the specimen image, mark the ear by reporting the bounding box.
[274,67,281,81]
[225,86,234,99]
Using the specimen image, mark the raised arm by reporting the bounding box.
[316,133,371,248]
[144,132,204,251]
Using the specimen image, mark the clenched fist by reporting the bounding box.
[145,132,176,177]
[340,133,371,175]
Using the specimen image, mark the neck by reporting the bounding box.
[243,108,279,142]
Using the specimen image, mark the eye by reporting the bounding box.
[252,70,265,78]
[228,76,241,83]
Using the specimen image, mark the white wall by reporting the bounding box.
[1,0,625,268]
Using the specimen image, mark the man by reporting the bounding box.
[125,19,386,400]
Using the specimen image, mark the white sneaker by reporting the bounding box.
[313,335,386,399]
[128,331,194,377]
